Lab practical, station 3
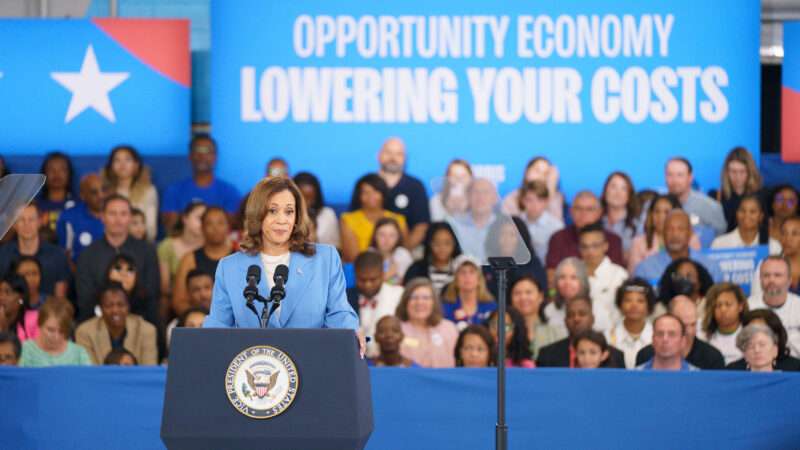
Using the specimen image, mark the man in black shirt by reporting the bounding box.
[635,295,725,369]
[537,296,626,368]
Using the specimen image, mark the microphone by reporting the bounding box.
[243,265,261,305]
[270,264,289,304]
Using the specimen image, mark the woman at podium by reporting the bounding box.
[203,177,359,335]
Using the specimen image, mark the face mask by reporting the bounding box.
[671,273,695,296]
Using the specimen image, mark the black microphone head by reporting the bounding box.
[274,264,289,283]
[247,265,261,283]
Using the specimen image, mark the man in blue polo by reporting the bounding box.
[637,313,698,371]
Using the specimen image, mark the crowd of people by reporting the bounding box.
[0,135,799,374]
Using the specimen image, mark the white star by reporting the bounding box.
[51,45,129,123]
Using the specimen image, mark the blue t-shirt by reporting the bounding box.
[162,176,241,213]
[442,298,497,329]
[56,202,104,262]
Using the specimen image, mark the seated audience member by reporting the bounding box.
[543,257,590,337]
[601,171,640,256]
[509,275,562,358]
[76,195,160,322]
[129,208,148,241]
[635,296,725,369]
[12,256,53,310]
[627,194,702,273]
[711,194,781,254]
[606,279,656,369]
[578,222,628,332]
[574,330,619,368]
[750,216,800,299]
[726,309,800,371]
[370,218,413,284]
[664,157,727,238]
[56,173,106,263]
[447,178,499,261]
[161,134,241,232]
[0,332,21,366]
[502,157,565,221]
[441,255,496,329]
[537,297,625,368]
[293,172,340,247]
[518,180,564,266]
[735,323,780,372]
[636,313,699,371]
[702,283,748,365]
[372,137,431,250]
[748,256,800,356]
[341,174,408,262]
[176,307,208,329]
[157,202,206,308]
[716,147,763,232]
[104,254,159,328]
[767,185,799,241]
[0,273,35,341]
[265,157,289,178]
[396,278,459,368]
[403,222,462,293]
[430,159,473,222]
[103,348,138,366]
[545,191,624,284]
[102,145,159,241]
[487,307,535,368]
[19,298,91,367]
[455,324,496,367]
[172,207,232,315]
[166,271,213,346]
[634,210,723,283]
[35,151,76,240]
[75,283,157,365]
[0,204,70,298]
[370,315,416,367]
[482,216,547,299]
[346,251,403,358]
[656,258,714,325]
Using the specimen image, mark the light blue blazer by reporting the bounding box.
[203,244,358,330]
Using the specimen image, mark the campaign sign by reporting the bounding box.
[211,0,759,203]
[0,19,190,156]
[700,245,769,295]
[783,21,800,163]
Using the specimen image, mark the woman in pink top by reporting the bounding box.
[488,307,535,368]
[396,277,459,368]
[628,194,701,273]
[0,273,38,341]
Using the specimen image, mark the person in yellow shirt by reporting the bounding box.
[341,174,407,262]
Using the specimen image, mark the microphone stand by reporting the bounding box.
[488,256,516,450]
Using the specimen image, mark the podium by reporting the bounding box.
[161,328,374,450]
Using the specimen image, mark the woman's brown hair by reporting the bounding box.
[395,277,444,327]
[38,297,74,337]
[441,260,495,304]
[719,146,762,200]
[239,177,315,256]
[703,282,748,338]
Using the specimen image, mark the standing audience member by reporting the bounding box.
[403,222,462,293]
[430,159,473,222]
[767,185,799,241]
[161,134,241,232]
[601,171,640,256]
[703,283,748,365]
[0,332,21,366]
[56,173,106,263]
[75,283,158,365]
[172,207,232,316]
[716,147,763,232]
[605,279,656,369]
[440,256,496,329]
[370,218,413,285]
[487,307,535,368]
[574,330,618,368]
[543,257,590,337]
[627,194,701,273]
[780,216,800,295]
[19,298,91,367]
[76,195,160,323]
[748,256,800,356]
[102,145,159,241]
[372,137,431,249]
[518,180,564,266]
[371,315,416,367]
[725,309,800,371]
[664,157,727,239]
[711,194,781,253]
[455,324,496,367]
[636,314,698,371]
[157,202,206,309]
[656,258,715,322]
[735,324,780,372]
[502,157,565,221]
[0,273,35,341]
[0,204,70,298]
[341,174,407,262]
[396,278,459,368]
[509,275,562,358]
[578,222,628,332]
[293,172,340,247]
[447,178,499,261]
[36,151,76,240]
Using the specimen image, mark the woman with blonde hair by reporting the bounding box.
[102,145,159,241]
[717,146,762,233]
[440,255,496,329]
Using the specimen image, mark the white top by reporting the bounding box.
[429,193,447,222]
[588,257,629,333]
[748,292,800,357]
[708,327,742,365]
[386,247,414,284]
[521,211,564,266]
[605,321,653,369]
[315,206,341,248]
[260,252,291,321]
[358,283,403,358]
[710,229,782,255]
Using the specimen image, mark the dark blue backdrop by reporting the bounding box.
[1,367,799,450]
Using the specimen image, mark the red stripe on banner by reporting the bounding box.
[92,18,191,88]
[782,86,800,162]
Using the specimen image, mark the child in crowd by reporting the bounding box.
[487,307,535,368]
[455,324,496,368]
[574,330,613,369]
[369,217,413,285]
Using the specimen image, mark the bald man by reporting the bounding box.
[56,173,107,262]
[633,209,723,283]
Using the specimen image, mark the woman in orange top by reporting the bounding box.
[341,174,407,262]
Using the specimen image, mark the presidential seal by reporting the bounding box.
[225,345,299,419]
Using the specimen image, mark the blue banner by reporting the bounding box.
[0,19,190,156]
[211,0,760,204]
[700,245,769,295]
